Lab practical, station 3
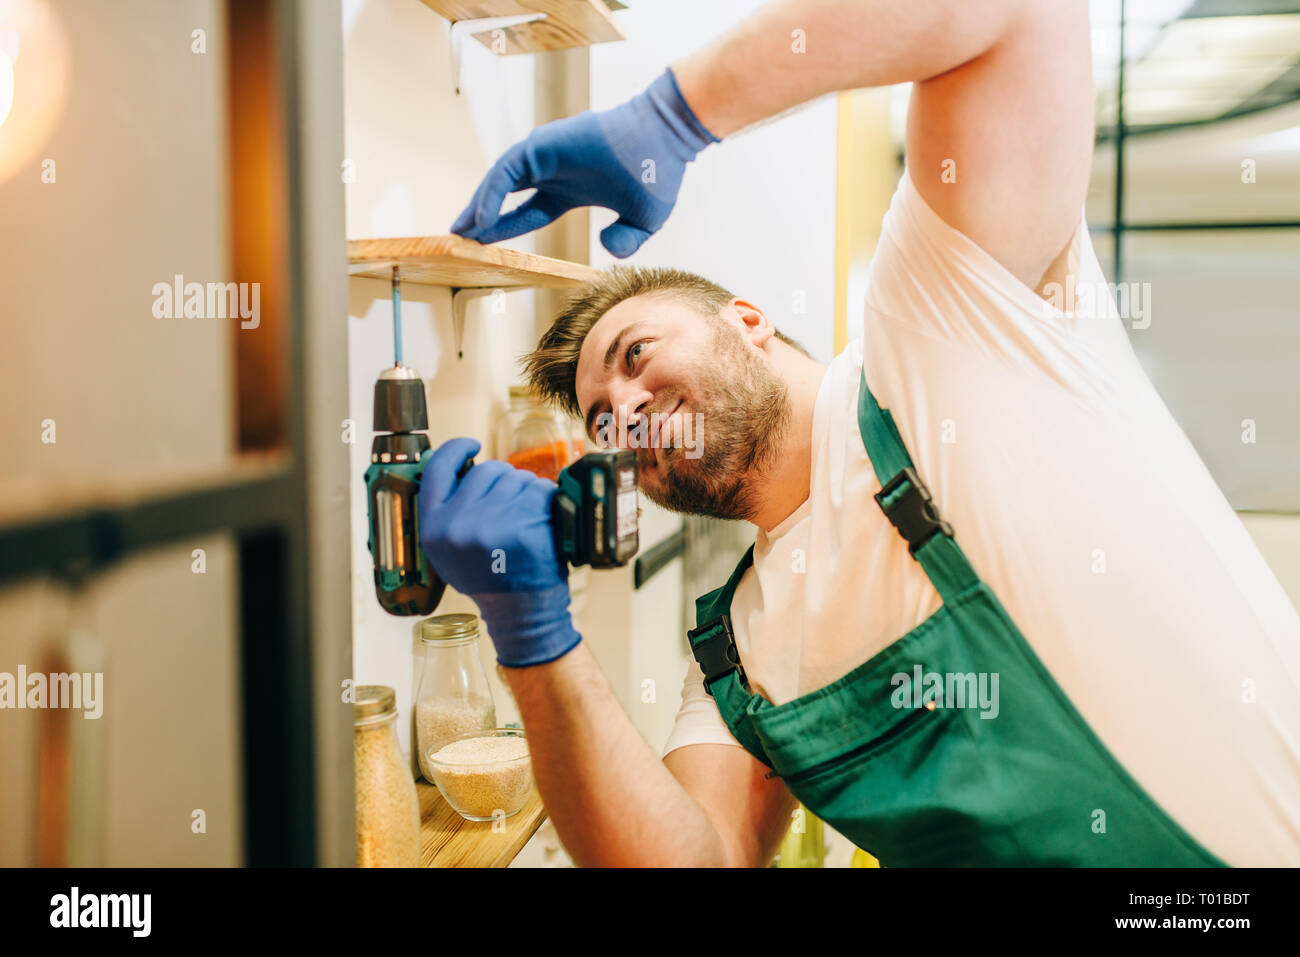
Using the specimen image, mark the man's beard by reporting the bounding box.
[642,320,791,522]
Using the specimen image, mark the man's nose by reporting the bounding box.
[611,388,652,442]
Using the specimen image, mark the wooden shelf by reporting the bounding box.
[348,235,599,289]
[420,1,625,55]
[418,779,548,867]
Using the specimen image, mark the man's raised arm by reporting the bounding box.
[670,0,1027,138]
[453,0,1093,289]
[673,0,1094,290]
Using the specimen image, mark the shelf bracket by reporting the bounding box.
[448,12,547,94]
[449,286,511,361]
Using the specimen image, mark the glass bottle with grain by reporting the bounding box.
[354,684,420,867]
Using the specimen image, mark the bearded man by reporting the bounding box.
[416,0,1300,867]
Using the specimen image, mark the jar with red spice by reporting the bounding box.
[497,385,582,481]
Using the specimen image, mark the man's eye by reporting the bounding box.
[626,341,645,370]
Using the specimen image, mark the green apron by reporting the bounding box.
[687,368,1227,867]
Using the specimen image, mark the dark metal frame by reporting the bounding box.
[240,0,316,868]
[0,470,317,868]
[0,474,294,586]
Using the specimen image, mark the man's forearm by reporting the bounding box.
[671,0,1025,138]
[503,641,729,866]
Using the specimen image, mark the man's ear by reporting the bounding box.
[726,298,775,347]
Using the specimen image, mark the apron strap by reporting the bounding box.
[688,544,774,767]
[686,363,987,769]
[856,369,980,602]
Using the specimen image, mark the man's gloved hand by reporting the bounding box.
[451,67,719,258]
[418,437,580,668]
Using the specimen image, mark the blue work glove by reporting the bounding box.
[417,437,580,668]
[451,67,720,258]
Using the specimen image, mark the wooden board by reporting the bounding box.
[418,779,548,867]
[348,234,599,289]
[420,1,624,55]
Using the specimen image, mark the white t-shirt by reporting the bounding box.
[662,167,1300,866]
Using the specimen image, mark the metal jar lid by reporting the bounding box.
[420,613,480,642]
[353,684,397,726]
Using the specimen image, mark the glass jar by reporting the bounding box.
[568,410,589,461]
[353,684,421,868]
[498,387,590,614]
[415,614,497,783]
[498,384,581,481]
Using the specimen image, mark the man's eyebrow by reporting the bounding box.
[584,321,648,439]
[604,320,646,373]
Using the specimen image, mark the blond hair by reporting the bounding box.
[522,265,809,418]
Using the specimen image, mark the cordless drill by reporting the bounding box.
[364,268,640,617]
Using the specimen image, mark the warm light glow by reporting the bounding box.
[0,50,12,128]
[0,2,70,184]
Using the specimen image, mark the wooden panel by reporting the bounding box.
[348,234,600,288]
[417,780,547,867]
[420,0,624,55]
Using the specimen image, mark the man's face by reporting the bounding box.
[573,293,791,522]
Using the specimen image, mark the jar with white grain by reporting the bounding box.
[414,614,497,784]
[354,684,420,868]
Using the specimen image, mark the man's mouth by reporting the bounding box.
[654,400,682,445]
[652,400,683,468]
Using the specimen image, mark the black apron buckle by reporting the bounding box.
[687,615,747,696]
[875,467,954,557]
